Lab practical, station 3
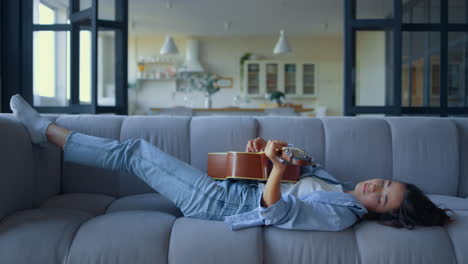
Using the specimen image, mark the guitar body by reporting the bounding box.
[207,152,301,183]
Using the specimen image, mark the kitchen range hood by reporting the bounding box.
[178,39,204,73]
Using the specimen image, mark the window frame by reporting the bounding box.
[345,0,468,117]
[12,0,128,114]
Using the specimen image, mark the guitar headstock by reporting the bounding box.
[277,146,315,166]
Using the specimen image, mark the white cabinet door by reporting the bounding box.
[245,61,262,96]
[244,60,316,98]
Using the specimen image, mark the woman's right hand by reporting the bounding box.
[264,140,288,167]
[246,137,267,152]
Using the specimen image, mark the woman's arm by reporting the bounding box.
[261,164,287,207]
[261,140,288,208]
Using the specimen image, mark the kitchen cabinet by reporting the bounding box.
[243,60,316,98]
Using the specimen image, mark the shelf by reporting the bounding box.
[137,78,177,81]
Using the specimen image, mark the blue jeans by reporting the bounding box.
[63,131,260,221]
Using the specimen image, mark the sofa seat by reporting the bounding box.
[39,192,183,218]
[106,193,183,217]
[0,208,93,264]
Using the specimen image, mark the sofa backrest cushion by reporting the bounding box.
[451,118,468,198]
[56,115,126,197]
[49,115,468,198]
[190,116,257,172]
[118,116,191,196]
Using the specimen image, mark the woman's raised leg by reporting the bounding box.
[9,94,253,220]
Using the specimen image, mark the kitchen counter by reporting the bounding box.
[149,107,315,116]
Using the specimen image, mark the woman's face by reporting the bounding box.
[351,179,406,213]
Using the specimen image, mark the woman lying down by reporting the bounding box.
[9,94,453,231]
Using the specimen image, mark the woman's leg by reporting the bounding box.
[46,123,71,149]
[61,130,255,220]
[10,94,258,220]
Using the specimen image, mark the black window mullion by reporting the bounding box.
[70,8,92,23]
[344,0,355,116]
[440,0,448,116]
[22,0,33,104]
[91,0,98,113]
[32,24,71,31]
[70,0,80,107]
[465,36,468,108]
[393,0,402,115]
[114,0,128,115]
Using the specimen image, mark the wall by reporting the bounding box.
[128,34,344,116]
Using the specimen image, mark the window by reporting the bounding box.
[345,0,468,116]
[27,0,128,114]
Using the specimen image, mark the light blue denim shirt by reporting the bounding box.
[224,165,368,231]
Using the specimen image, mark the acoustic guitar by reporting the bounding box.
[207,146,316,183]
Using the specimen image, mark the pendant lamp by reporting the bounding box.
[160,36,179,55]
[273,30,292,54]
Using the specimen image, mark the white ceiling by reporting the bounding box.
[128,0,393,36]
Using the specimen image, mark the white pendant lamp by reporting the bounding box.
[273,30,292,54]
[160,36,179,55]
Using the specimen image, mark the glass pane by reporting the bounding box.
[402,32,440,107]
[33,0,69,24]
[448,32,468,107]
[80,0,92,10]
[33,31,70,107]
[402,63,411,106]
[266,63,278,94]
[303,64,315,95]
[355,31,394,106]
[80,30,92,104]
[284,64,296,94]
[99,0,116,21]
[449,0,468,23]
[356,0,393,19]
[98,31,116,106]
[247,64,260,94]
[402,0,440,23]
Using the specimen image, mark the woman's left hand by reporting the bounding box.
[246,137,267,152]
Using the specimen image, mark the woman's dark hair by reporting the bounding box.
[365,182,454,229]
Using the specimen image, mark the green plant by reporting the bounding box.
[189,73,220,96]
[269,91,286,106]
[239,52,252,93]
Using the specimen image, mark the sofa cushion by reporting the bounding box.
[118,116,191,196]
[190,116,257,171]
[446,211,468,264]
[0,208,92,264]
[386,118,459,196]
[354,221,456,264]
[41,193,115,216]
[264,226,358,264]
[169,217,262,264]
[0,117,35,220]
[321,117,393,185]
[450,118,468,198]
[56,115,126,196]
[106,193,182,217]
[429,194,468,211]
[67,211,175,264]
[257,116,326,166]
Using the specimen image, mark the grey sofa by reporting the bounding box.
[0,114,467,264]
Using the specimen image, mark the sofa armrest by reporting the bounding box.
[0,116,35,220]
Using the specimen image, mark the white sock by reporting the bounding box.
[9,94,53,144]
